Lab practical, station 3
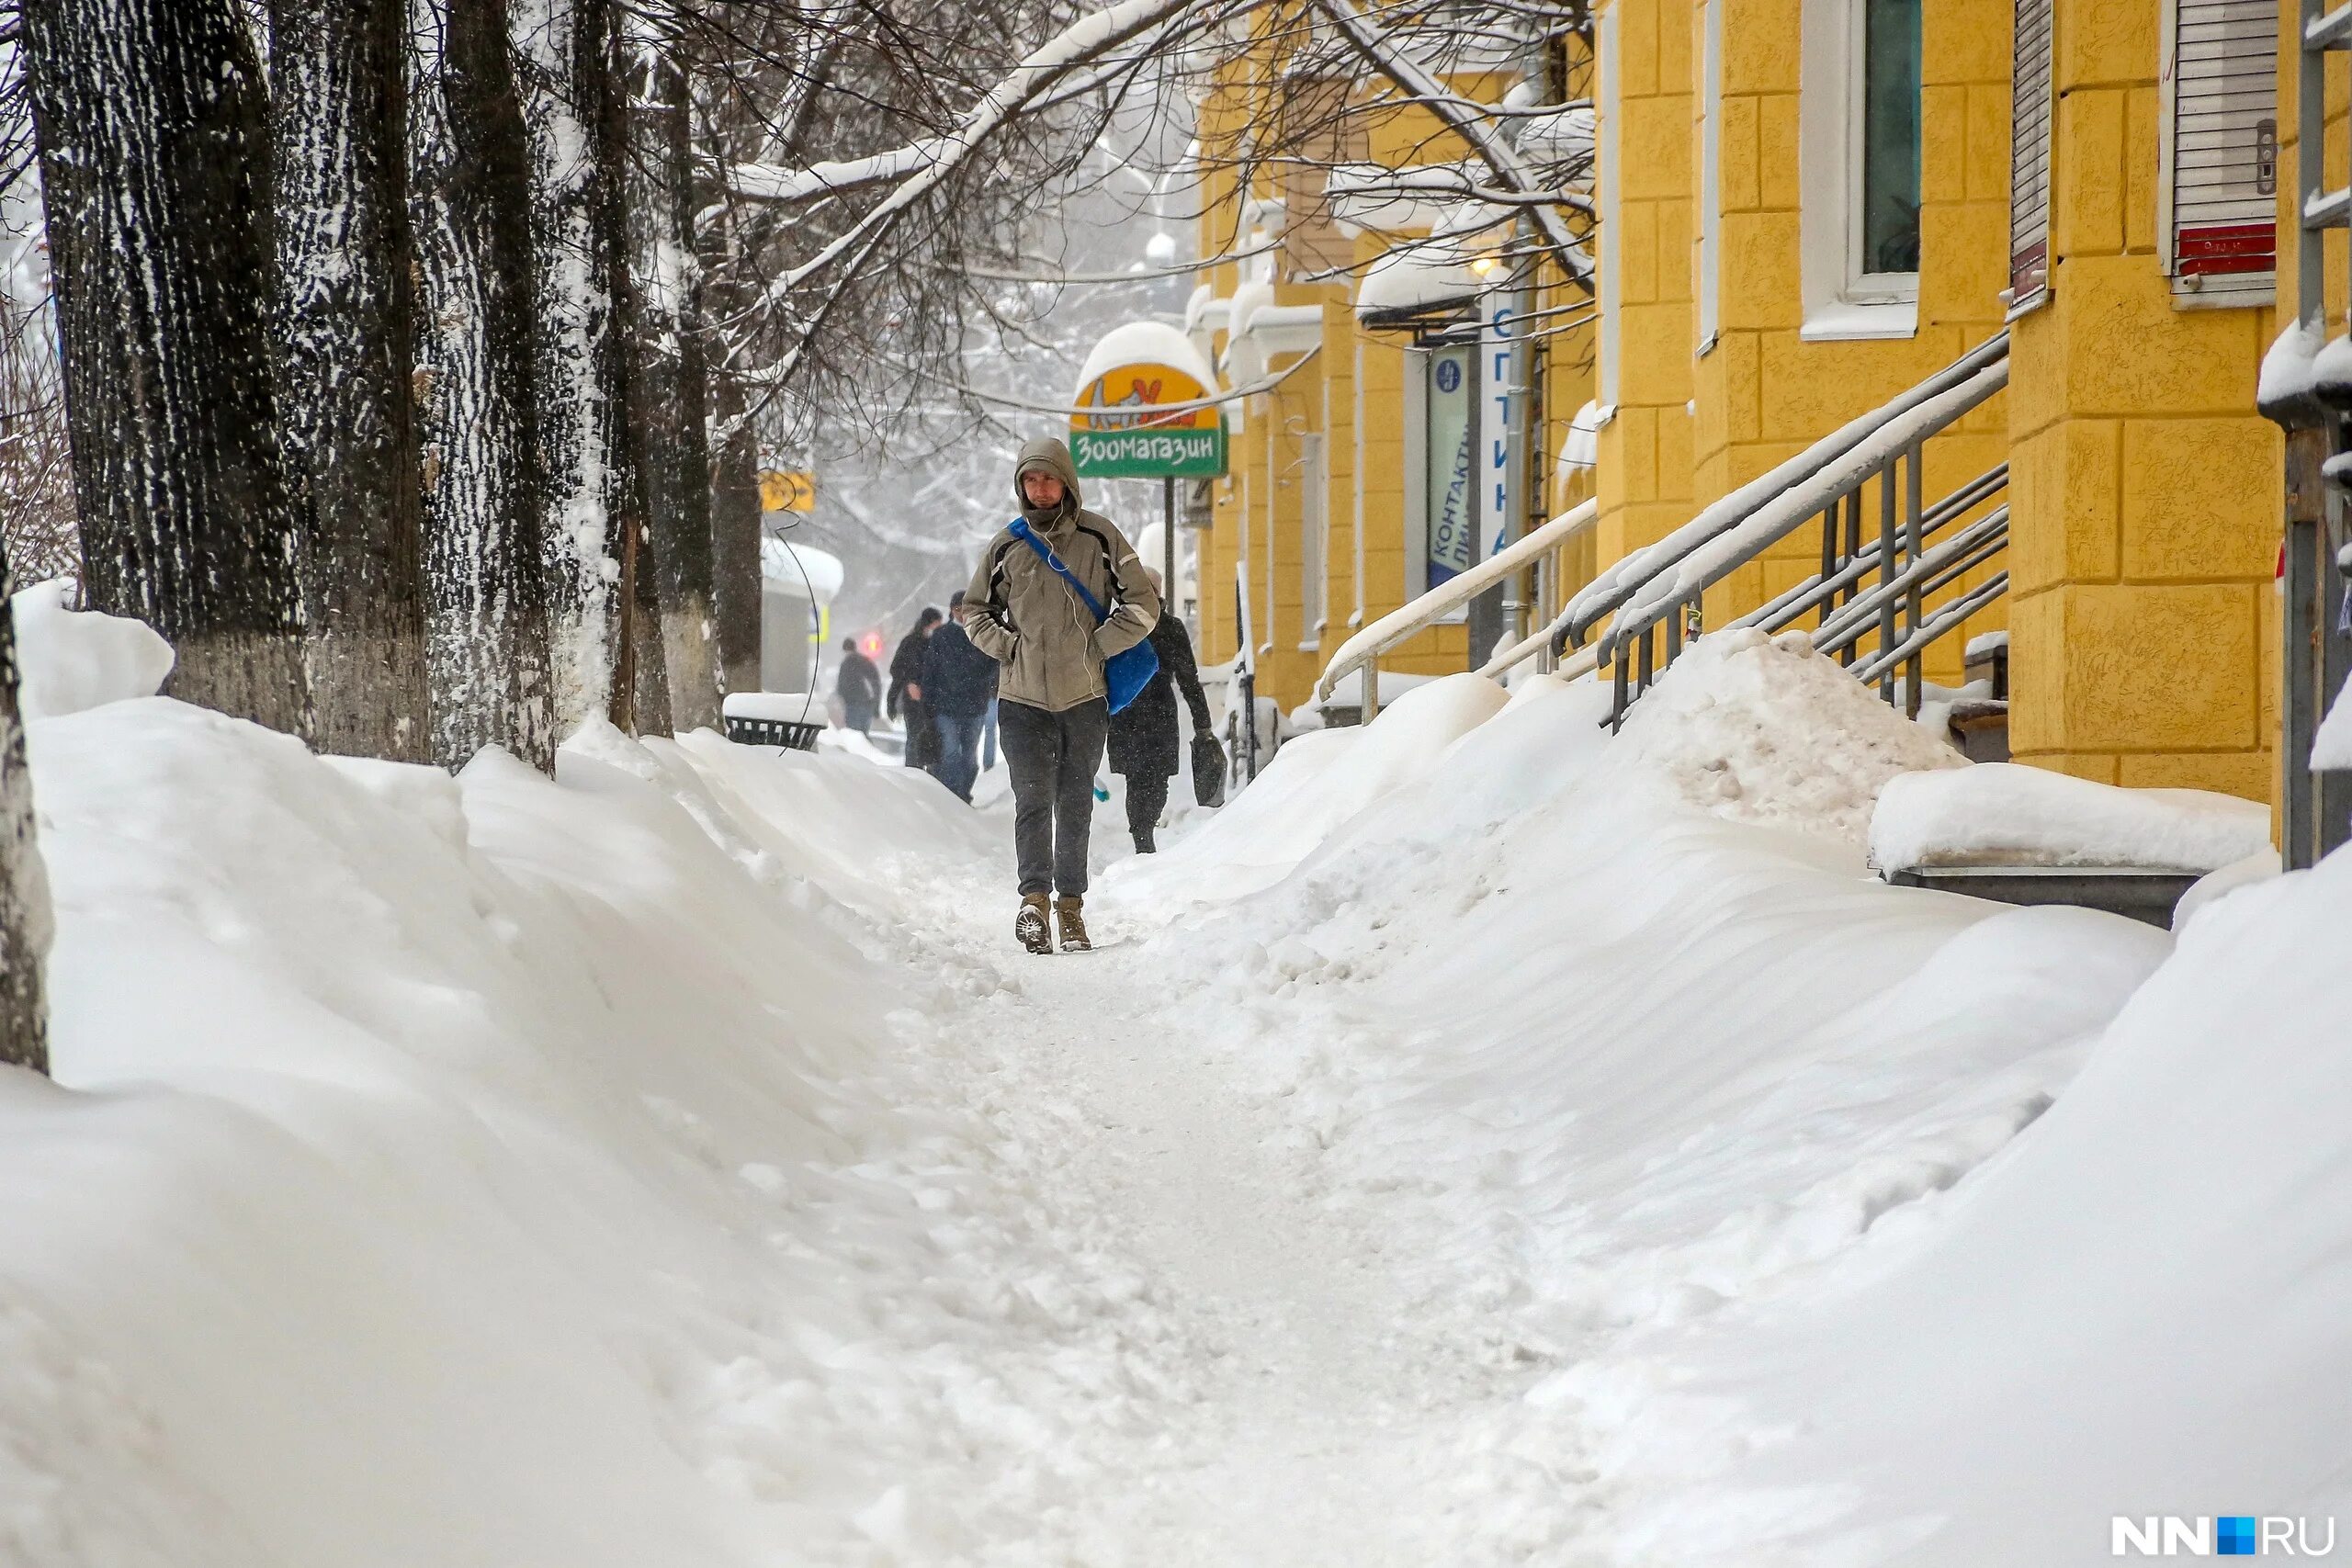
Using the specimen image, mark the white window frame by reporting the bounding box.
[1402,344,1430,604]
[2156,0,2278,309]
[1798,0,1921,340]
[1260,411,1276,655]
[1351,337,1366,626]
[1299,429,1328,649]
[1596,0,1622,410]
[1697,0,1724,354]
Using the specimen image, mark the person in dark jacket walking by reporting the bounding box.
[965,437,1159,953]
[921,591,998,802]
[887,607,943,770]
[1106,570,1214,853]
[835,637,882,735]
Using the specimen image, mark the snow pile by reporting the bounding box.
[1581,852,2352,1566]
[1871,761,2274,872]
[10,579,174,720]
[1102,671,1509,905]
[0,674,1159,1565]
[1609,627,1964,842]
[1117,615,2346,1561]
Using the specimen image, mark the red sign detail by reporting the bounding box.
[2177,220,2276,277]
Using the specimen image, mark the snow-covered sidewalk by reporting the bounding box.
[4,615,2347,1568]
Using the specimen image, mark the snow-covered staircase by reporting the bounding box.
[1559,333,2012,730]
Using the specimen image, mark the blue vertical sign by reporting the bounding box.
[1424,347,1476,590]
[1479,288,1526,563]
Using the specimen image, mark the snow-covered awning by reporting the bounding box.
[1217,280,1323,386]
[1354,238,1483,325]
[762,537,843,601]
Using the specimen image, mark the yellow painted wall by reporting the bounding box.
[1680,0,2011,682]
[2004,0,2278,801]
[1597,0,1697,580]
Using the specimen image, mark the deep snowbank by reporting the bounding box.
[0,684,1150,1566]
[1120,629,2336,1563]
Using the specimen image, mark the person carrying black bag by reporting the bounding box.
[886,605,943,770]
[1106,569,1216,854]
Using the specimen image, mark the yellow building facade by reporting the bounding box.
[1191,0,2295,813]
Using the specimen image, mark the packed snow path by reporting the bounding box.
[867,839,1562,1565]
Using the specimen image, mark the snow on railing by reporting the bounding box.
[1605,356,2010,653]
[1313,498,1600,710]
[1563,332,2009,647]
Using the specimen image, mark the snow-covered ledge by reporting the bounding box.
[1869,763,2275,876]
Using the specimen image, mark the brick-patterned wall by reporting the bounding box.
[2005,0,2278,800]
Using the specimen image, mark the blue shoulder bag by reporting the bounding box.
[1008,517,1159,716]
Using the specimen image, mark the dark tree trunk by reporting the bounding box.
[21,0,309,733]
[518,0,636,739]
[625,20,719,733]
[707,368,763,700]
[409,0,557,771]
[270,0,432,761]
[0,534,50,1078]
[628,508,673,736]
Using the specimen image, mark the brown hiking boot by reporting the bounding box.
[1015,893,1052,955]
[1055,896,1091,953]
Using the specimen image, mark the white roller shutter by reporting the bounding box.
[2008,0,2055,313]
[2162,0,2278,304]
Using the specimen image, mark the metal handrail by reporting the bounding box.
[1729,464,2007,635]
[1314,497,1600,719]
[1600,357,2009,660]
[1561,331,2009,647]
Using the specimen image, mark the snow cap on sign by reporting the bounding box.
[1070,321,1220,408]
[761,536,844,600]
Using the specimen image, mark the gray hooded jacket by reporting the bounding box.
[965,437,1160,713]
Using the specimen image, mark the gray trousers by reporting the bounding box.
[999,697,1107,897]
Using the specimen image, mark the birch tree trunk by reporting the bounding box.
[516,0,637,739]
[625,19,720,733]
[21,0,309,734]
[270,0,432,761]
[410,0,557,771]
[0,535,51,1078]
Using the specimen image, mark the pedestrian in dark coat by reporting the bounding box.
[922,591,998,802]
[1106,571,1213,853]
[887,606,943,770]
[834,637,882,734]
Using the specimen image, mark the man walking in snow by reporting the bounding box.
[921,591,997,803]
[965,437,1159,953]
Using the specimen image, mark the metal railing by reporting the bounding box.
[1313,497,1600,723]
[1536,333,2012,727]
[2263,0,2352,871]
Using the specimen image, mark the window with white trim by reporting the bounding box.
[2160,0,2278,306]
[1800,0,1922,337]
[2009,0,2055,311]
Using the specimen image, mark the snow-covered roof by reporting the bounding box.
[762,536,844,601]
[1073,321,1219,402]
